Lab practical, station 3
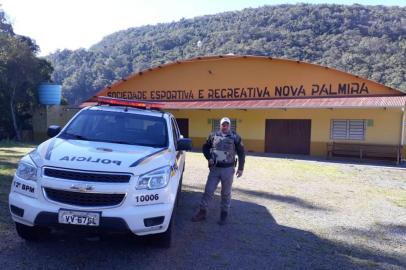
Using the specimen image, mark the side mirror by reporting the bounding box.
[176,138,192,151]
[47,125,61,138]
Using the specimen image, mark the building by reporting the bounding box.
[91,55,406,160]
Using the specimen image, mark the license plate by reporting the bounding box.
[58,210,100,226]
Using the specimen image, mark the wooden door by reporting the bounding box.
[176,118,189,138]
[265,119,311,155]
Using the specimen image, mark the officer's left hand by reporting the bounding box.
[236,170,243,178]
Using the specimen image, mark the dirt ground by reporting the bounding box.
[183,153,406,269]
[0,147,405,269]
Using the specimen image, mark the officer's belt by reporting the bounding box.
[215,162,234,168]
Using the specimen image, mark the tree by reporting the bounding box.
[0,9,13,35]
[0,11,53,140]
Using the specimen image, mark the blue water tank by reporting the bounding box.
[38,83,62,105]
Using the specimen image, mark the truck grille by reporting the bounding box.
[44,168,131,183]
[44,188,125,207]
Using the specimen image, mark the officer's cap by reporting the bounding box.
[220,117,231,125]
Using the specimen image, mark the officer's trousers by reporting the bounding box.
[200,166,234,212]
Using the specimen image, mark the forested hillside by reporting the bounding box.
[46,4,406,104]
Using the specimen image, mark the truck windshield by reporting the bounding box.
[60,110,168,148]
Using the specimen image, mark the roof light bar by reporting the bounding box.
[95,96,164,110]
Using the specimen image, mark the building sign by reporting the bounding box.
[96,56,404,101]
[106,82,370,101]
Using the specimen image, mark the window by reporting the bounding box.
[171,117,180,147]
[211,119,237,132]
[330,119,365,140]
[61,110,168,147]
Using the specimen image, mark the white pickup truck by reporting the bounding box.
[9,97,192,247]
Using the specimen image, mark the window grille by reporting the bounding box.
[331,119,365,140]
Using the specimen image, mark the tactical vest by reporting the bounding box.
[211,132,237,165]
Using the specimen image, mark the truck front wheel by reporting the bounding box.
[15,222,50,241]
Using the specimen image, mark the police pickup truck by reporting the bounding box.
[9,97,192,247]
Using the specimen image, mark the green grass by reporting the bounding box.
[0,139,36,148]
[0,141,35,231]
[370,188,406,208]
[0,142,34,181]
[249,158,347,181]
[187,152,406,208]
[393,197,406,208]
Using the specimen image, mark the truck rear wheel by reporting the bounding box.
[154,217,172,248]
[154,186,179,248]
[15,222,50,241]
[176,172,183,207]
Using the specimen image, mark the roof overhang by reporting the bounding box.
[161,96,406,110]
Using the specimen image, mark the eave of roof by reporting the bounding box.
[161,96,406,110]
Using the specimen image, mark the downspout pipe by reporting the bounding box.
[401,104,405,162]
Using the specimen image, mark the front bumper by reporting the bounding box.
[9,178,175,236]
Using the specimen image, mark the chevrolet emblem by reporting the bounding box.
[70,184,95,192]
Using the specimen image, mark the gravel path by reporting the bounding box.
[0,152,405,270]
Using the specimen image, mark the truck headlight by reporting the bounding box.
[16,161,38,181]
[137,166,171,190]
[29,148,43,167]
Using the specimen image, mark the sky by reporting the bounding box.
[1,0,404,56]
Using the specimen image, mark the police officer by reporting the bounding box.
[192,117,245,225]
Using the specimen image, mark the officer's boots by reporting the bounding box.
[217,211,228,225]
[191,208,207,222]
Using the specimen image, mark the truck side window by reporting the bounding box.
[173,118,181,138]
[171,118,179,148]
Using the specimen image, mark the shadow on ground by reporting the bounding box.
[0,190,404,270]
[233,187,331,211]
[184,183,331,212]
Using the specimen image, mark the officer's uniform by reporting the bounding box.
[200,129,245,213]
